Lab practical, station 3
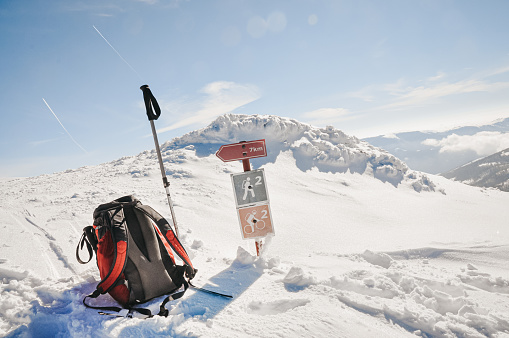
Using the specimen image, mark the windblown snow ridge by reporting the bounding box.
[164,114,437,191]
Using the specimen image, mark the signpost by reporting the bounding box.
[231,169,269,208]
[216,139,267,163]
[237,203,274,239]
[216,140,274,256]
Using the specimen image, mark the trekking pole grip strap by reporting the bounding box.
[140,85,161,121]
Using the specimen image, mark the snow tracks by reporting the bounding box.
[283,246,509,337]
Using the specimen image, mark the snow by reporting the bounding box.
[1,114,509,337]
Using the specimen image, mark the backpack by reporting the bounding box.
[76,195,196,317]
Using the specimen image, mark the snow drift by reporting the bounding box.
[1,114,508,337]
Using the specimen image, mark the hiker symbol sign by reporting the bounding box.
[231,169,268,208]
[231,168,274,239]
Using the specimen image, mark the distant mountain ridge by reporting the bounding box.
[441,148,509,191]
[363,117,509,175]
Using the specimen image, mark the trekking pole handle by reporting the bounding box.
[140,85,161,121]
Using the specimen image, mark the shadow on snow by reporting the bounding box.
[6,260,263,337]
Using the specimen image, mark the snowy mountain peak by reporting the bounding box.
[165,114,437,192]
[167,114,356,148]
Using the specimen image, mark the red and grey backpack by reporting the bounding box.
[76,195,196,317]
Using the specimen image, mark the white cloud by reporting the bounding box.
[157,81,261,133]
[346,78,408,102]
[484,65,509,77]
[302,107,354,126]
[29,138,61,147]
[382,78,408,96]
[422,131,509,156]
[349,68,509,111]
[427,71,446,82]
[388,80,509,108]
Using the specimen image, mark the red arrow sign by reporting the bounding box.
[216,139,267,162]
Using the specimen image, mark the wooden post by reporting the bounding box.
[241,157,262,256]
[242,158,251,172]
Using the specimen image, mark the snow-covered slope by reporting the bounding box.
[1,114,508,337]
[442,147,509,192]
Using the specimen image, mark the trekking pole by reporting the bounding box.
[189,281,233,298]
[140,85,180,238]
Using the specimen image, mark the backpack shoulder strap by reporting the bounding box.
[95,206,129,294]
[134,204,195,276]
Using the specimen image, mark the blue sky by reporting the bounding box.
[1,0,509,177]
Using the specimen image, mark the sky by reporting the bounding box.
[1,0,509,177]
